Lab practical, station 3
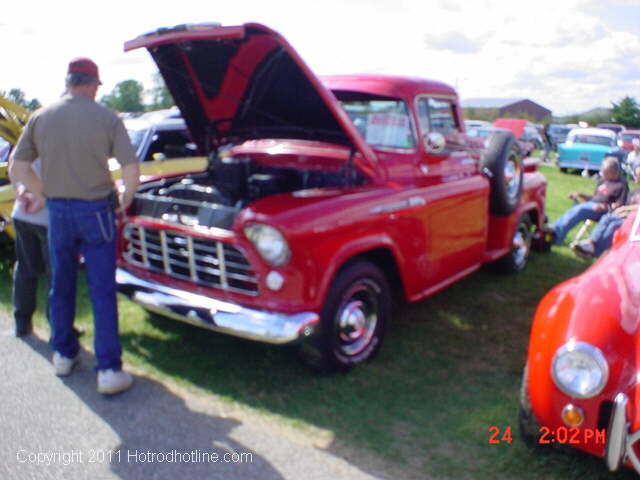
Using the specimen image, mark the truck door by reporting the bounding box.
[413,96,489,289]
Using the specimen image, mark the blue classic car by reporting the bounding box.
[557,127,624,173]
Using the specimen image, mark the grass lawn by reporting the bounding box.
[0,164,635,479]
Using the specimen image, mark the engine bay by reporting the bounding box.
[131,152,364,229]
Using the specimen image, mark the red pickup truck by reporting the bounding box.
[116,22,549,371]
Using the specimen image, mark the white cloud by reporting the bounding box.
[1,0,638,116]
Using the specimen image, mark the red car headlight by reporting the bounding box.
[552,340,609,399]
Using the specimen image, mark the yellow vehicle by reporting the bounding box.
[0,94,30,185]
[0,108,206,239]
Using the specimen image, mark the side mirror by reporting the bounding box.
[424,132,446,154]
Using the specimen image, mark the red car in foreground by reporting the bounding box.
[521,211,640,473]
[116,22,549,371]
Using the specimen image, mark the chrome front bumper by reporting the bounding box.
[606,393,640,474]
[116,268,319,345]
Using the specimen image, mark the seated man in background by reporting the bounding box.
[548,156,628,245]
[628,138,640,171]
[573,163,640,258]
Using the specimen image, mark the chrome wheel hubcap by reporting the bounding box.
[336,283,379,357]
[512,225,530,268]
[504,153,522,200]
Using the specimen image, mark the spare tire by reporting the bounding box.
[481,130,523,215]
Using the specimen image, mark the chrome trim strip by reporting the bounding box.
[159,230,170,274]
[117,268,318,344]
[217,241,228,289]
[630,211,640,242]
[369,196,426,214]
[606,393,628,471]
[122,224,259,295]
[187,235,197,282]
[139,225,150,267]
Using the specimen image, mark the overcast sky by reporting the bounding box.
[2,0,639,116]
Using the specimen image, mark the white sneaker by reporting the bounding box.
[97,369,133,395]
[53,352,78,376]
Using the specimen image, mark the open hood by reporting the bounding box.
[124,23,382,181]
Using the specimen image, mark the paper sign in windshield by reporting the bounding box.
[365,113,412,148]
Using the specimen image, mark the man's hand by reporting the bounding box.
[117,190,135,215]
[567,191,579,201]
[15,184,45,213]
[117,162,140,215]
[25,191,46,214]
[613,204,639,219]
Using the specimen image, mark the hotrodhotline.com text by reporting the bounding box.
[16,448,253,466]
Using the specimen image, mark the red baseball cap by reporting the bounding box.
[67,57,101,83]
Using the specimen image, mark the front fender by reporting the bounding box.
[312,232,405,309]
[527,238,640,456]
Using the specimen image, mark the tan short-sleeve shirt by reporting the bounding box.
[13,95,137,200]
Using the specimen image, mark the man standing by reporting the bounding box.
[10,57,140,395]
[10,158,50,337]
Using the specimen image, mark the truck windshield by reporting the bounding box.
[572,135,615,147]
[337,97,416,150]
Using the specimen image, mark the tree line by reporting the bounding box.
[466,96,640,128]
[2,73,173,114]
[5,78,640,128]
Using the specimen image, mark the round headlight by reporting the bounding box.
[552,340,608,399]
[244,223,290,266]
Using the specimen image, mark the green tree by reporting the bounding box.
[147,72,174,111]
[611,96,640,128]
[463,108,499,122]
[0,88,42,111]
[101,79,145,113]
[26,98,42,111]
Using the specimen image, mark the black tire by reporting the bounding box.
[519,364,544,448]
[299,260,390,373]
[520,364,573,454]
[491,215,532,274]
[559,167,569,174]
[481,130,523,215]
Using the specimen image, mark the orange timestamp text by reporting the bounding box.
[488,426,606,445]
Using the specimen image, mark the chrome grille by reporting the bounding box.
[123,225,259,295]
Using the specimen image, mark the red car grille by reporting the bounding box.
[123,224,259,295]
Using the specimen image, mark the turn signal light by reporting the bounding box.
[561,404,585,427]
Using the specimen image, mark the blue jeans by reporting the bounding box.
[47,198,122,371]
[552,201,606,244]
[589,213,625,257]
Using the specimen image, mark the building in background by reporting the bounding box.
[462,98,551,122]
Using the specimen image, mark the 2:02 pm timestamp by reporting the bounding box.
[487,426,606,445]
[538,426,606,445]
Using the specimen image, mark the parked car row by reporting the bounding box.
[465,118,539,157]
[465,118,635,174]
[557,127,625,173]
